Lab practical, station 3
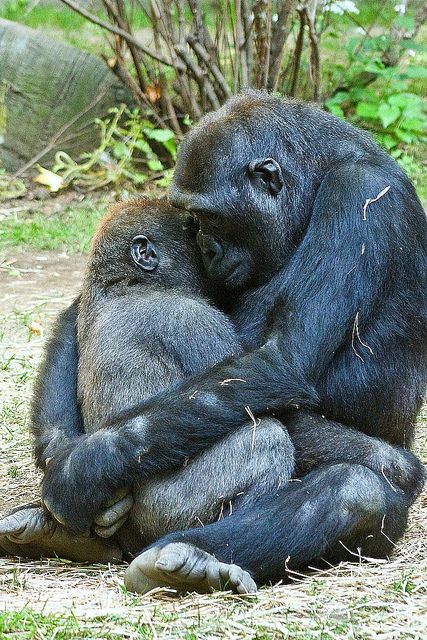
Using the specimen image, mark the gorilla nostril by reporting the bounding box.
[204,248,216,261]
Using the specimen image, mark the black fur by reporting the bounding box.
[34,92,426,582]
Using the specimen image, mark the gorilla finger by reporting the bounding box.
[41,498,66,525]
[154,544,189,573]
[228,564,257,594]
[0,507,55,542]
[94,514,128,538]
[104,488,131,509]
[94,494,134,527]
[205,562,221,589]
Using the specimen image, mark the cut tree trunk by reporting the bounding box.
[0,18,131,172]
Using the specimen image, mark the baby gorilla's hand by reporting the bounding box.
[94,491,134,538]
[41,432,133,533]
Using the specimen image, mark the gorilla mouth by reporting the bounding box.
[224,263,246,286]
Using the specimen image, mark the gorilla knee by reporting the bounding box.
[368,443,426,500]
[334,463,387,519]
[331,463,410,557]
[255,417,294,458]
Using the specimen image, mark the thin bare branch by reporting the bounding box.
[102,0,146,91]
[253,0,272,89]
[187,35,232,99]
[268,0,295,91]
[304,1,321,101]
[235,0,249,87]
[289,8,305,97]
[241,0,254,80]
[175,44,221,110]
[188,0,217,61]
[59,0,182,69]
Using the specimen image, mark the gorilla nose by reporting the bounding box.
[197,231,223,264]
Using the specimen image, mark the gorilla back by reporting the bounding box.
[170,90,427,446]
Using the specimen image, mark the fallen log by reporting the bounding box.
[0,18,131,172]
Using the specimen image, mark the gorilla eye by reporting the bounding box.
[131,235,159,272]
[248,158,284,196]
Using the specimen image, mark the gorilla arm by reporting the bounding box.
[41,163,426,532]
[28,297,133,536]
[31,299,82,470]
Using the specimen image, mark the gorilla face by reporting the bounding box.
[192,158,285,288]
[169,94,317,290]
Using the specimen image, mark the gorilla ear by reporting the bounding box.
[248,158,284,196]
[131,235,159,271]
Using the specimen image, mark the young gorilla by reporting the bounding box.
[0,200,295,594]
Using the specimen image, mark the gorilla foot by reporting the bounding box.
[124,542,257,595]
[0,502,123,563]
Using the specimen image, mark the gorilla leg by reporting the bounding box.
[1,418,293,568]
[125,462,411,592]
[0,503,123,563]
[122,417,294,553]
[125,410,423,593]
[287,411,425,500]
[123,418,295,594]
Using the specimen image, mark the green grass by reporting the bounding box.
[0,198,108,254]
[0,1,88,31]
[0,0,149,54]
[0,609,150,640]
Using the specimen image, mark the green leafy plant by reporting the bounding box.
[325,26,427,179]
[35,106,177,192]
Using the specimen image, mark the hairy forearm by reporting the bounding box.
[31,299,83,469]
[87,342,317,479]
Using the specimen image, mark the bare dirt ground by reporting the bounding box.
[0,249,426,638]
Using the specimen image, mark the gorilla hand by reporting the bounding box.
[41,432,136,533]
[93,491,134,538]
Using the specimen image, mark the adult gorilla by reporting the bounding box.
[37,91,426,587]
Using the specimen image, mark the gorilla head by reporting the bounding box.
[84,199,203,292]
[169,90,380,289]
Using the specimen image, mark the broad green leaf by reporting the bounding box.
[112,142,129,159]
[400,41,427,52]
[395,129,415,144]
[377,103,400,128]
[145,128,175,142]
[364,60,385,75]
[326,91,349,105]
[356,102,378,119]
[162,138,177,159]
[326,103,344,118]
[377,133,397,150]
[349,87,376,102]
[400,118,426,132]
[147,159,163,171]
[388,93,422,109]
[393,15,415,30]
[405,65,427,79]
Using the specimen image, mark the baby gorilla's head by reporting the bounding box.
[85,199,204,292]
